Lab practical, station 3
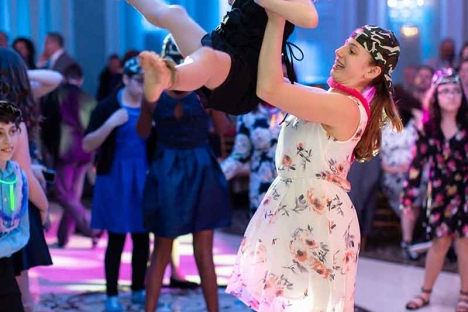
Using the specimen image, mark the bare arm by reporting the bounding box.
[12,123,49,219]
[256,13,359,138]
[255,0,318,28]
[136,98,155,138]
[208,110,229,136]
[83,108,128,152]
[28,69,63,98]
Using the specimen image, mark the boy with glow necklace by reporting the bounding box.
[0,100,29,312]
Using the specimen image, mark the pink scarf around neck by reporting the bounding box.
[327,78,371,122]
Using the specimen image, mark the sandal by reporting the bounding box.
[457,290,468,312]
[405,287,431,310]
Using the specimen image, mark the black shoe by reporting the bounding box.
[169,277,199,289]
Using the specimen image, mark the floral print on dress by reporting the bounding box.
[221,105,283,213]
[226,97,369,311]
[315,158,352,191]
[401,124,468,240]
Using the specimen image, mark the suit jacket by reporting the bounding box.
[53,52,76,74]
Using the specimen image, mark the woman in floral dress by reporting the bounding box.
[402,70,468,311]
[226,8,402,312]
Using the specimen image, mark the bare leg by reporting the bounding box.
[422,236,452,289]
[145,237,173,312]
[193,230,219,312]
[126,0,206,57]
[16,270,34,312]
[401,208,419,242]
[140,48,231,102]
[170,237,185,280]
[457,238,468,289]
[406,236,452,309]
[254,0,318,28]
[456,238,468,310]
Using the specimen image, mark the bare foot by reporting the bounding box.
[139,51,172,102]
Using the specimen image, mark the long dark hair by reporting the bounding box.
[0,47,41,139]
[425,84,468,135]
[12,37,37,69]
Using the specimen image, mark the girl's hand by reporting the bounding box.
[107,108,129,128]
[40,210,48,226]
[43,212,51,231]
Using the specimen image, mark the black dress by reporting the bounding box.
[200,0,295,115]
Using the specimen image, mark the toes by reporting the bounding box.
[139,52,152,68]
[139,51,162,69]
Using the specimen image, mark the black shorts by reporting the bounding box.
[199,35,258,116]
[199,0,295,115]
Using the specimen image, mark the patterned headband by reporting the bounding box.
[123,57,143,76]
[432,68,461,87]
[351,25,400,93]
[161,34,184,65]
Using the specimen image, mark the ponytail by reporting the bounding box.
[354,74,403,162]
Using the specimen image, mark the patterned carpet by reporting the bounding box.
[36,288,371,312]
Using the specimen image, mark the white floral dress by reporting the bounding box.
[226,97,368,312]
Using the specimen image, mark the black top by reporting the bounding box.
[210,0,295,71]
[84,93,156,175]
[198,0,296,115]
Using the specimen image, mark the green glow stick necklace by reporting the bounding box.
[0,176,17,212]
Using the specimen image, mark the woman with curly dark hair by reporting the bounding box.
[402,70,468,310]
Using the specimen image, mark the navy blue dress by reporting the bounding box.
[91,91,148,234]
[143,92,231,238]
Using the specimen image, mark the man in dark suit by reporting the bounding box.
[38,32,76,74]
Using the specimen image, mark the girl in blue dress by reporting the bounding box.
[83,57,155,312]
[136,35,231,312]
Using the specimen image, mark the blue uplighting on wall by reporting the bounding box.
[387,0,425,25]
[386,0,437,62]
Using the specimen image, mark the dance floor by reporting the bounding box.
[29,203,459,312]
